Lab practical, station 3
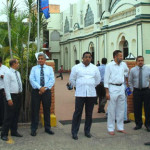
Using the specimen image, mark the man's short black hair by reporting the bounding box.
[136,56,144,62]
[75,60,80,64]
[101,58,107,64]
[113,50,122,58]
[82,52,92,58]
[9,59,17,67]
[0,57,2,63]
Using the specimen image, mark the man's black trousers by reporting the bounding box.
[133,88,150,128]
[1,94,21,136]
[71,97,96,135]
[31,89,51,132]
[0,89,5,126]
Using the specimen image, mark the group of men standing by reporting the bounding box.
[0,53,55,141]
[69,50,150,146]
[0,50,150,146]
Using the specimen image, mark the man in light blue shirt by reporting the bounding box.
[97,58,107,113]
[29,53,55,136]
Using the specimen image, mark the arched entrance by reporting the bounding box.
[88,42,94,64]
[119,36,129,59]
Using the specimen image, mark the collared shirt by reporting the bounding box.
[4,68,23,100]
[29,64,55,90]
[69,62,101,97]
[128,65,150,91]
[0,65,9,89]
[98,64,106,83]
[104,61,129,88]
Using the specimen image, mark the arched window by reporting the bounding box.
[51,30,60,41]
[64,17,69,33]
[84,5,94,27]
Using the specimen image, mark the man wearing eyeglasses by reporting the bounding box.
[70,52,101,140]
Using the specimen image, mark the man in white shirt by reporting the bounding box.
[70,52,101,140]
[1,59,23,141]
[0,57,9,130]
[104,50,129,135]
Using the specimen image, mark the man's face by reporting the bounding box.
[13,60,19,70]
[115,52,123,64]
[38,56,46,66]
[82,54,92,66]
[136,57,144,67]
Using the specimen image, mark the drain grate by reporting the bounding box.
[59,117,107,125]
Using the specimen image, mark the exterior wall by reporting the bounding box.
[48,0,150,70]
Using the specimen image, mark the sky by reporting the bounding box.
[0,0,89,22]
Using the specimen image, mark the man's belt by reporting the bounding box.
[134,87,149,91]
[110,83,122,86]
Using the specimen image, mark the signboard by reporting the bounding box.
[146,50,150,54]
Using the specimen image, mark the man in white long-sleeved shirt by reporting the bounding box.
[70,52,101,140]
[0,57,9,129]
[1,59,23,141]
[104,50,129,135]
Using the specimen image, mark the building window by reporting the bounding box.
[64,17,69,33]
[51,30,60,41]
[84,5,94,27]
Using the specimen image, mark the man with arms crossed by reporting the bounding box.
[104,50,129,135]
[70,52,100,140]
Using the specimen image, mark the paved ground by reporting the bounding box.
[0,73,150,149]
[0,122,150,150]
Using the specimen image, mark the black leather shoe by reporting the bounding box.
[124,120,131,124]
[45,130,54,135]
[11,132,23,137]
[144,142,150,145]
[134,126,142,130]
[98,110,105,113]
[85,133,92,138]
[72,134,78,140]
[146,126,150,132]
[31,131,36,136]
[1,135,8,141]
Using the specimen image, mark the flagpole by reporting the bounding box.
[6,0,13,58]
[37,0,40,52]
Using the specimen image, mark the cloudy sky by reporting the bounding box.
[0,0,89,21]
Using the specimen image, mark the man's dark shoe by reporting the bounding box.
[85,133,92,138]
[72,134,78,140]
[124,120,131,124]
[31,131,36,136]
[144,142,150,145]
[146,126,150,132]
[1,135,8,141]
[134,126,142,130]
[45,129,54,135]
[11,132,23,137]
[98,110,105,113]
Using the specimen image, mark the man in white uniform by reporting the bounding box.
[104,50,129,135]
[70,52,100,140]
